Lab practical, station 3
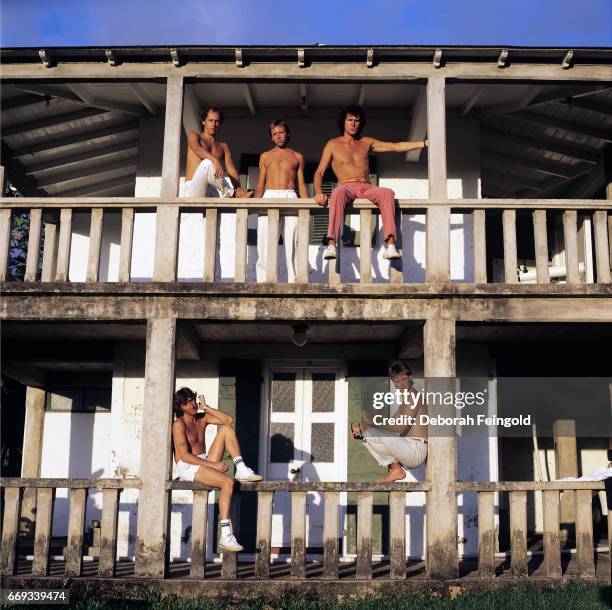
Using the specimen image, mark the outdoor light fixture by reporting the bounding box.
[292,324,309,347]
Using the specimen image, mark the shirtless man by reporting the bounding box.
[313,105,427,260]
[172,387,262,553]
[353,361,428,482]
[254,119,308,283]
[185,107,252,198]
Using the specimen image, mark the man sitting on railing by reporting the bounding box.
[172,387,262,553]
[185,106,252,199]
[313,105,427,261]
[352,361,428,482]
[254,119,309,283]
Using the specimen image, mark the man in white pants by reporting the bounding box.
[254,119,308,283]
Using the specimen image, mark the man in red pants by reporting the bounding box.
[313,105,427,260]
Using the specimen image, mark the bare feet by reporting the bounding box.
[204,461,229,473]
[377,463,407,483]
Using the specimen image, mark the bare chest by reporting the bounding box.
[332,141,370,166]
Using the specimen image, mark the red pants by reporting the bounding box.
[326,182,397,243]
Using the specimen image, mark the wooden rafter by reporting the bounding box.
[2,108,109,137]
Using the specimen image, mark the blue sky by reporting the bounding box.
[1,0,610,47]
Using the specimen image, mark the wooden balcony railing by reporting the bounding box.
[1,198,610,286]
[2,477,609,582]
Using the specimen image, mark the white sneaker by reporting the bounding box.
[323,244,337,260]
[218,531,244,553]
[235,466,263,482]
[383,243,401,260]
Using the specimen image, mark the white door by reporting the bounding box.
[261,363,347,555]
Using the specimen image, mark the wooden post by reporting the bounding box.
[153,76,183,281]
[134,318,176,577]
[477,491,495,578]
[542,489,561,578]
[296,209,310,284]
[254,491,273,579]
[509,490,528,577]
[55,208,73,282]
[0,487,23,575]
[532,209,550,284]
[0,207,11,281]
[32,487,55,576]
[65,488,88,577]
[40,218,58,282]
[553,420,578,536]
[203,209,218,282]
[574,489,595,578]
[389,490,406,579]
[234,208,248,283]
[359,209,372,284]
[290,491,307,579]
[190,490,209,579]
[563,210,580,283]
[424,317,458,579]
[118,208,134,282]
[86,208,104,282]
[356,491,373,579]
[322,491,340,579]
[473,209,487,283]
[266,209,280,283]
[24,208,43,281]
[592,210,611,283]
[502,210,518,284]
[99,488,120,577]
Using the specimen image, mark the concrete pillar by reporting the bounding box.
[424,317,458,579]
[134,318,176,577]
[20,386,46,537]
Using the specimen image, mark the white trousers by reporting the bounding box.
[256,190,298,283]
[362,427,427,469]
[185,159,234,198]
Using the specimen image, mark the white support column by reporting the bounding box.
[424,317,458,579]
[134,318,176,577]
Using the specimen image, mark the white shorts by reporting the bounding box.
[173,453,207,481]
[263,189,298,199]
[362,427,427,469]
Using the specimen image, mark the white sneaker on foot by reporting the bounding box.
[235,466,263,482]
[383,243,401,260]
[218,532,244,553]
[324,244,337,259]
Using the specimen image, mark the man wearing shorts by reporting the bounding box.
[254,119,308,283]
[352,361,428,482]
[172,387,262,553]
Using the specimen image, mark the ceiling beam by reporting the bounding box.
[131,83,159,115]
[36,157,138,188]
[67,84,146,116]
[182,83,200,135]
[1,108,109,137]
[559,97,612,118]
[460,85,481,117]
[299,84,309,113]
[24,140,139,174]
[1,94,50,111]
[11,122,139,157]
[405,87,427,162]
[243,84,256,117]
[395,324,423,358]
[481,167,547,191]
[357,84,366,106]
[0,141,44,196]
[176,323,201,360]
[55,174,135,197]
[480,128,601,163]
[480,149,591,179]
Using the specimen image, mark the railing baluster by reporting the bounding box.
[32,487,55,576]
[221,543,238,579]
[322,491,339,579]
[266,209,280,283]
[55,208,73,282]
[502,209,518,284]
[296,209,310,284]
[190,490,209,580]
[234,208,248,283]
[477,491,495,578]
[0,207,11,281]
[593,210,611,283]
[254,491,273,579]
[153,204,180,282]
[0,487,23,575]
[389,490,406,579]
[41,218,58,282]
[356,491,373,579]
[509,490,527,577]
[65,487,88,577]
[118,208,134,282]
[203,208,218,282]
[86,208,104,282]
[24,209,43,281]
[290,491,306,579]
[542,489,561,578]
[327,248,341,285]
[575,489,595,578]
[99,488,120,577]
[473,209,487,283]
[359,209,372,284]
[426,206,450,283]
[563,210,580,283]
[532,209,550,284]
